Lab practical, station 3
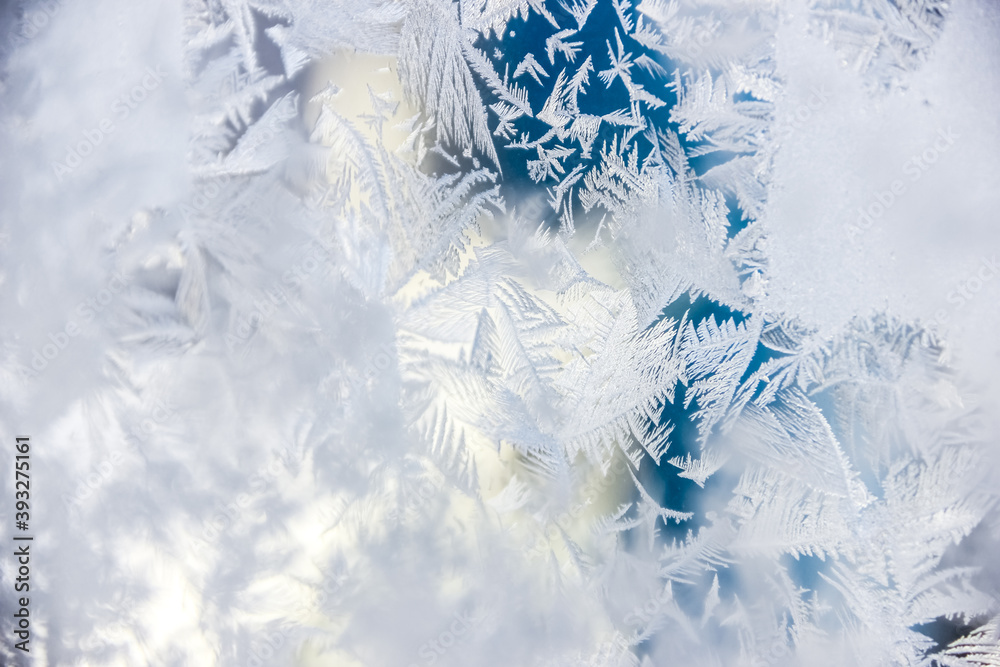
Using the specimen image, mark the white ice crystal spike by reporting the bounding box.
[559,0,597,31]
[463,43,534,119]
[465,0,707,229]
[399,0,500,167]
[807,0,950,91]
[513,52,550,85]
[881,447,992,594]
[937,615,1000,667]
[667,449,727,488]
[679,312,761,443]
[486,474,534,514]
[627,464,694,551]
[700,573,720,626]
[612,0,635,34]
[717,324,996,664]
[173,237,212,337]
[668,69,770,151]
[611,128,748,330]
[461,0,561,38]
[312,101,502,293]
[420,402,481,494]
[546,28,585,66]
[732,391,862,499]
[733,323,822,409]
[404,354,560,483]
[794,315,969,464]
[728,464,859,561]
[554,292,683,465]
[658,520,734,586]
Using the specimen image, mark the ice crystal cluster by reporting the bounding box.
[1,0,999,665]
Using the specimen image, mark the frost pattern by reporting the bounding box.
[0,0,997,666]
